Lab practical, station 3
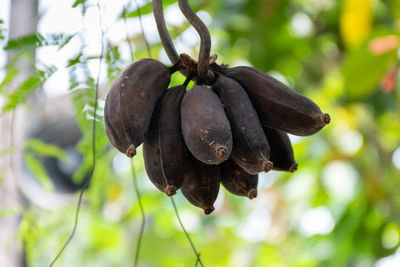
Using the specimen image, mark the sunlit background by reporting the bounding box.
[1,0,400,266]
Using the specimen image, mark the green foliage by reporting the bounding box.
[4,1,400,267]
[25,139,68,162]
[23,139,69,192]
[343,31,399,99]
[2,66,56,112]
[72,0,88,15]
[123,0,177,18]
[4,33,75,51]
[24,153,54,191]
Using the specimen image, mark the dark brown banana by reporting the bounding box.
[223,66,330,136]
[104,58,171,157]
[220,158,258,199]
[264,126,298,172]
[143,86,187,196]
[213,74,273,175]
[104,86,131,155]
[181,157,220,215]
[181,85,232,165]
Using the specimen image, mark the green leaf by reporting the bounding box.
[4,33,75,51]
[0,206,22,218]
[72,0,87,15]
[0,67,19,93]
[342,32,399,99]
[72,0,86,8]
[2,68,55,112]
[25,139,67,162]
[24,153,54,191]
[4,33,46,50]
[123,0,176,18]
[391,0,400,19]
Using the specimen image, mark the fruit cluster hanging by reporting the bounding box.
[104,0,330,214]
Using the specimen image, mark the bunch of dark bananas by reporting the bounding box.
[104,54,330,214]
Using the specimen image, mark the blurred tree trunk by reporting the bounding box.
[0,0,38,266]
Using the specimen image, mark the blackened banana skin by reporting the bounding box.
[105,58,170,157]
[213,75,273,175]
[264,126,298,172]
[181,155,220,215]
[104,88,131,155]
[220,158,258,199]
[143,86,187,196]
[224,66,330,136]
[181,85,232,165]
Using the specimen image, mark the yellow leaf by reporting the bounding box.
[340,0,373,49]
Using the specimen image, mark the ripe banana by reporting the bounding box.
[223,66,330,136]
[264,126,298,172]
[220,158,258,199]
[181,85,232,165]
[105,58,171,157]
[143,85,187,196]
[213,74,273,174]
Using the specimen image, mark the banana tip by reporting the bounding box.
[262,161,273,172]
[203,206,215,215]
[165,185,177,196]
[322,113,331,125]
[247,189,258,199]
[216,146,228,159]
[125,144,136,158]
[289,162,298,173]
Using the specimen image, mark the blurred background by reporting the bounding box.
[0,0,400,266]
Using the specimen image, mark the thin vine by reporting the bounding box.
[150,1,206,265]
[171,197,204,267]
[134,0,152,58]
[130,160,145,267]
[49,3,105,266]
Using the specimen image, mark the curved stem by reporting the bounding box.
[178,0,214,84]
[152,0,179,64]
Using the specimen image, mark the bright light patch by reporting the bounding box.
[165,4,186,26]
[283,170,315,201]
[288,133,304,145]
[39,0,82,34]
[180,26,201,47]
[375,248,400,267]
[0,0,10,81]
[213,188,225,212]
[173,210,201,232]
[335,130,363,155]
[102,201,123,222]
[112,153,131,175]
[299,206,335,237]
[197,11,212,26]
[231,59,251,67]
[392,147,400,169]
[382,225,399,249]
[236,209,271,242]
[258,171,278,189]
[322,161,359,203]
[290,12,313,38]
